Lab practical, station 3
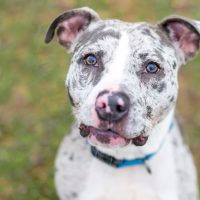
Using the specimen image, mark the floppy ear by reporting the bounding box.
[45,7,100,51]
[159,16,200,62]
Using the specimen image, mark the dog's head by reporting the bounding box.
[45,7,200,148]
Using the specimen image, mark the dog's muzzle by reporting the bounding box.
[79,91,148,147]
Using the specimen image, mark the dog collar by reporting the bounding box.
[90,122,174,169]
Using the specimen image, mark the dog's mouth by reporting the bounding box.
[79,124,148,147]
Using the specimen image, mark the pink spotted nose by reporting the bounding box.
[95,91,130,122]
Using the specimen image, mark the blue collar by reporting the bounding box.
[91,122,174,170]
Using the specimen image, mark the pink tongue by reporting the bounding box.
[88,127,129,147]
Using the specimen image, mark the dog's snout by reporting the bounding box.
[95,91,130,122]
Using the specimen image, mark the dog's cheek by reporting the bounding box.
[154,90,177,122]
[144,82,177,124]
[151,82,167,93]
[66,64,93,106]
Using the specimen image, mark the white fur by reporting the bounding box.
[79,110,179,200]
[50,8,200,200]
[55,111,199,200]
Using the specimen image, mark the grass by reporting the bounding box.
[0,0,200,199]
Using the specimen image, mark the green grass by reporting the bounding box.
[0,0,200,199]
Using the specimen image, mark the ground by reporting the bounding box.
[0,0,200,199]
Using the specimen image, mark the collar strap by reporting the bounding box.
[90,122,174,168]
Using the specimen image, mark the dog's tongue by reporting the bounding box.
[88,127,129,147]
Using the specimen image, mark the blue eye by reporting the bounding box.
[84,54,97,66]
[146,62,160,73]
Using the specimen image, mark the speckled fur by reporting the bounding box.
[45,7,200,200]
[68,21,179,138]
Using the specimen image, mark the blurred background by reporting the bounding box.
[0,0,200,199]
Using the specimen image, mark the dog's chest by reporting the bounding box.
[79,141,179,200]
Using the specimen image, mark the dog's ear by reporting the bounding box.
[45,7,100,51]
[159,16,200,62]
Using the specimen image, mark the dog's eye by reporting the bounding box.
[84,54,97,66]
[146,62,160,73]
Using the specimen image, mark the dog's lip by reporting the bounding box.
[132,135,149,146]
[79,124,148,146]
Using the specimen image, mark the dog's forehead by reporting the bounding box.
[75,19,172,54]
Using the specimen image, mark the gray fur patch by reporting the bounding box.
[154,49,164,61]
[75,26,121,52]
[139,53,148,60]
[146,106,152,118]
[67,86,75,106]
[151,83,158,89]
[137,69,166,83]
[77,51,105,86]
[157,82,167,93]
[173,62,177,69]
[155,26,174,48]
[141,28,156,40]
[69,154,74,161]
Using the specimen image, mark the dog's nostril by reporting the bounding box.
[102,102,106,109]
[97,102,107,110]
[116,104,124,112]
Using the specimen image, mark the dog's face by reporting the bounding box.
[45,7,200,148]
[68,22,180,147]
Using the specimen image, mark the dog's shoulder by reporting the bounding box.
[171,120,199,200]
[55,124,92,200]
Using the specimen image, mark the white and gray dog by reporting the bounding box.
[45,7,200,200]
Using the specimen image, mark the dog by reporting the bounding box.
[45,7,200,200]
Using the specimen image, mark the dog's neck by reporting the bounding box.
[96,108,175,160]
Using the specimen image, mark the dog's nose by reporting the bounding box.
[95,91,130,122]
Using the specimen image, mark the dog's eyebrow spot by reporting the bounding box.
[88,29,121,43]
[141,28,156,40]
[139,53,148,60]
[154,49,164,61]
[75,28,121,51]
[90,24,121,41]
[101,30,121,40]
